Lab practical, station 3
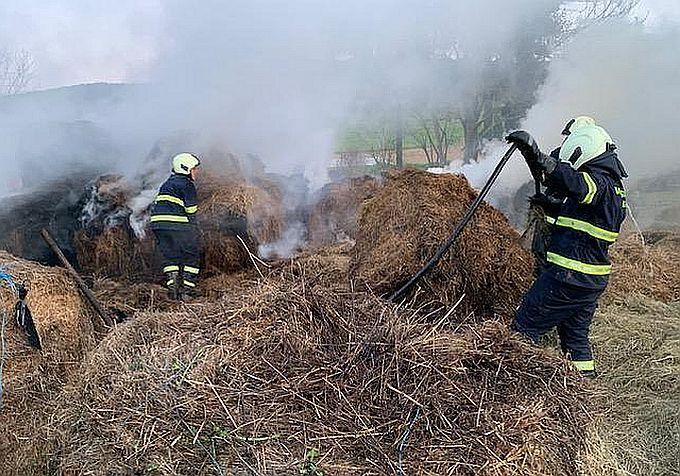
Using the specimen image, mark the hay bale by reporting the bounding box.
[308,176,381,245]
[197,174,284,276]
[604,231,680,304]
[46,263,587,475]
[351,169,534,316]
[0,252,95,475]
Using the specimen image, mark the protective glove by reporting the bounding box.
[529,192,563,217]
[506,131,558,180]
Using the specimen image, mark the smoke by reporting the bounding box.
[139,0,556,186]
[433,17,680,229]
[0,0,162,89]
[258,222,307,260]
[523,20,680,181]
[1,1,559,190]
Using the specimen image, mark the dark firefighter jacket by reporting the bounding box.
[149,173,198,231]
[539,150,628,290]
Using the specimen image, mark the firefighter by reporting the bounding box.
[506,117,628,377]
[149,153,201,300]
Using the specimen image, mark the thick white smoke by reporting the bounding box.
[436,17,680,228]
[523,20,680,181]
[0,0,558,194]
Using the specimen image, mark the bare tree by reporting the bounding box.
[452,0,641,163]
[415,113,456,166]
[0,50,35,95]
[577,0,641,20]
[369,127,397,168]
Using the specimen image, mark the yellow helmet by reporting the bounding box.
[172,153,201,175]
[559,120,613,170]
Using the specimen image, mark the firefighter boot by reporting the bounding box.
[165,271,182,301]
[181,271,199,299]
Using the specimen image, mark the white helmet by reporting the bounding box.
[559,117,614,170]
[172,153,201,175]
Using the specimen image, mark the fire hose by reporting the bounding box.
[388,144,518,302]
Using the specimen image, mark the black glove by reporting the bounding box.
[529,192,563,217]
[506,130,558,180]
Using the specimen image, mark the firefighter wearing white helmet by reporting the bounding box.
[559,116,615,170]
[172,152,201,175]
[506,117,628,378]
[150,153,202,300]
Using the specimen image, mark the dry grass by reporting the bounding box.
[92,278,177,317]
[308,176,382,246]
[75,227,157,279]
[605,231,680,304]
[580,297,680,476]
[351,169,534,317]
[0,251,96,475]
[42,258,589,476]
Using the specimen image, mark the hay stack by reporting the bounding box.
[0,175,91,265]
[605,231,680,304]
[351,169,534,316]
[0,251,95,475]
[197,173,284,275]
[47,263,587,475]
[308,176,381,245]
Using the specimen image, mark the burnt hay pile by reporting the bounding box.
[307,175,381,246]
[351,169,534,316]
[74,172,285,280]
[198,173,284,276]
[74,175,157,279]
[0,251,96,475]
[46,263,588,476]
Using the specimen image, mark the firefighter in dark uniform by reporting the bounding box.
[507,116,628,376]
[150,153,201,300]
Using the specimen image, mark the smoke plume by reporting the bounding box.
[0,0,556,192]
[523,20,680,181]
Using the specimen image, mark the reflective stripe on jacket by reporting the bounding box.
[542,151,627,290]
[149,174,198,230]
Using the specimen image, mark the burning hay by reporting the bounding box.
[74,175,157,279]
[307,175,381,246]
[0,251,95,475]
[74,226,156,279]
[351,169,534,316]
[46,262,588,475]
[605,231,680,304]
[74,171,286,280]
[197,173,284,276]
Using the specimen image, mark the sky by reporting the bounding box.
[0,0,678,90]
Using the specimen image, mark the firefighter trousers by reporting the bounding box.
[512,272,603,371]
[152,228,200,288]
